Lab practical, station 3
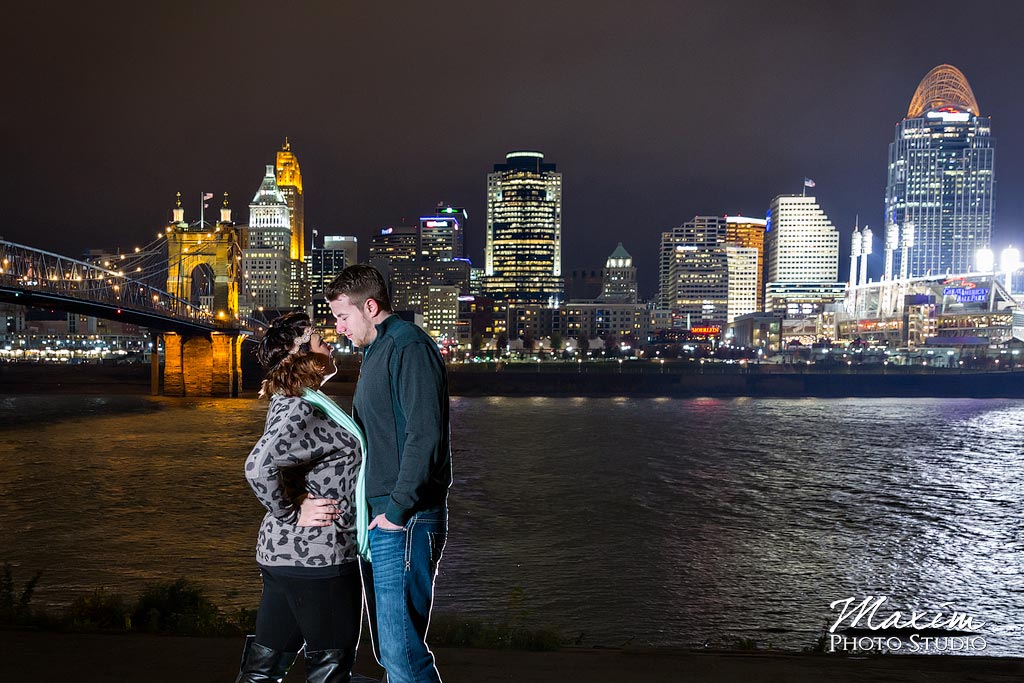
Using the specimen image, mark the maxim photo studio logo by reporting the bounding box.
[827,596,987,654]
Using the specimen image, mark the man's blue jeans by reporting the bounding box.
[368,508,447,683]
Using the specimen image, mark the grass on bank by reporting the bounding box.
[0,564,562,650]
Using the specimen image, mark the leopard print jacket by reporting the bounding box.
[245,394,362,568]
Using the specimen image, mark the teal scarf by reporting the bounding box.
[301,388,370,560]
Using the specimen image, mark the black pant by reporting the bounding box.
[254,566,362,653]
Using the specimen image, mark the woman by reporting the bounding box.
[237,311,365,683]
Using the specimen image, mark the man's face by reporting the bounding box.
[329,295,376,347]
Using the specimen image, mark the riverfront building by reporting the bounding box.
[597,243,638,303]
[837,273,1022,348]
[725,216,767,311]
[884,65,994,279]
[725,244,759,323]
[484,151,564,304]
[764,195,843,318]
[661,216,729,327]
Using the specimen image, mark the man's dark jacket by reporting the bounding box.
[352,314,452,526]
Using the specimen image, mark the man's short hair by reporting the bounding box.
[325,264,393,311]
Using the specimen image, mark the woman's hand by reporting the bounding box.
[297,495,341,526]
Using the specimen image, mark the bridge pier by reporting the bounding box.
[161,331,243,397]
[151,332,160,396]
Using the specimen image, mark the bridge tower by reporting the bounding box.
[160,193,246,397]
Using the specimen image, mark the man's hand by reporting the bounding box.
[297,496,340,526]
[368,513,403,531]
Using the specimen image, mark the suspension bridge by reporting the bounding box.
[0,218,265,396]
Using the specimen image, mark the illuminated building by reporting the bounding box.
[724,216,766,310]
[884,65,994,278]
[766,196,839,283]
[368,225,416,301]
[729,312,783,352]
[420,207,466,261]
[275,139,308,308]
[324,235,358,269]
[663,216,729,327]
[243,165,292,312]
[369,225,419,264]
[391,259,471,313]
[424,285,460,343]
[597,243,638,303]
[839,273,1020,348]
[764,195,843,317]
[276,138,305,262]
[310,236,351,335]
[725,244,758,322]
[484,151,563,303]
[459,295,507,343]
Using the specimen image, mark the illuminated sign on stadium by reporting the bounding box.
[690,326,721,336]
[943,286,989,303]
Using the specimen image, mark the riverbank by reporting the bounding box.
[447,365,1024,397]
[2,629,1022,682]
[4,362,1024,398]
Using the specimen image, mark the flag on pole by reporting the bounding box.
[803,178,816,188]
[203,192,214,200]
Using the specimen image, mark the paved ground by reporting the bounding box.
[2,629,1022,682]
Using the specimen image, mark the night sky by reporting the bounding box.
[5,1,1024,298]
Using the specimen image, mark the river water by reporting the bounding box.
[0,394,1021,654]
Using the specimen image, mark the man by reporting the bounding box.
[326,264,451,683]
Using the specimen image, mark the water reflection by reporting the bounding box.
[0,395,1020,654]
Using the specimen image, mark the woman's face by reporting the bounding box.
[308,331,333,358]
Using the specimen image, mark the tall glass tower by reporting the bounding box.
[884,64,995,278]
[484,151,563,304]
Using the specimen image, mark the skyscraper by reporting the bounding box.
[324,235,358,269]
[276,139,308,308]
[419,213,464,261]
[369,225,419,305]
[764,195,843,317]
[243,165,292,312]
[310,236,352,335]
[884,64,994,278]
[724,216,766,311]
[276,138,305,262]
[765,196,839,283]
[369,225,419,264]
[725,244,759,323]
[663,216,729,327]
[597,243,638,303]
[484,151,563,304]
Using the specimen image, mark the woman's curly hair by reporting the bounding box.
[255,311,331,398]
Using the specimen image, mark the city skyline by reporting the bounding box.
[5,3,1024,298]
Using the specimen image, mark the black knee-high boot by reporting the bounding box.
[235,635,298,683]
[303,648,356,683]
